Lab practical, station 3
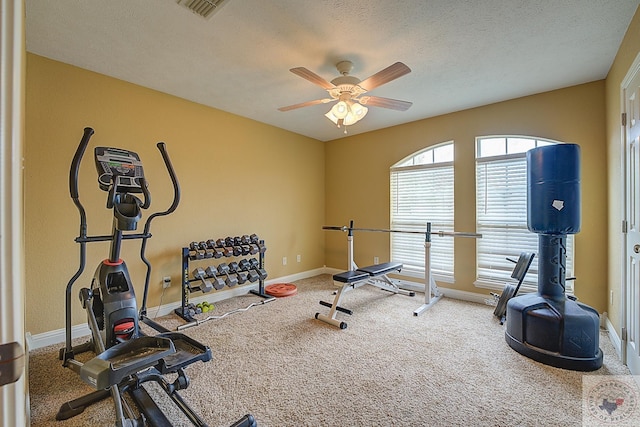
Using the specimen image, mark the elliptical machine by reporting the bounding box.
[58,128,257,426]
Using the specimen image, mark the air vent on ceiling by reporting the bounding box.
[176,0,230,19]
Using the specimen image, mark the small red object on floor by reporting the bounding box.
[265,283,297,297]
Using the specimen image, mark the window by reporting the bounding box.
[475,136,574,292]
[390,142,454,281]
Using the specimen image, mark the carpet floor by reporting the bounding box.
[29,274,631,426]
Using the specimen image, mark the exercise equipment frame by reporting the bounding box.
[323,220,481,316]
[175,238,274,331]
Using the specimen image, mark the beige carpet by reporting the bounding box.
[29,274,630,426]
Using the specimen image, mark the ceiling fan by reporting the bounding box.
[278,61,412,132]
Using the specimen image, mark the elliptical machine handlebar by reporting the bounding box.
[138,142,181,319]
[69,127,94,201]
[151,142,181,218]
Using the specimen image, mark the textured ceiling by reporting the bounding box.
[25,0,640,141]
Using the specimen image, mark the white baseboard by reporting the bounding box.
[438,286,495,305]
[27,267,332,350]
[605,315,623,360]
[26,323,91,351]
[393,278,493,305]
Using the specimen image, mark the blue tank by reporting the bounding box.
[527,144,580,234]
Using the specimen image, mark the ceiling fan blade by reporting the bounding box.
[357,62,411,91]
[290,67,335,90]
[359,96,412,111]
[278,98,333,112]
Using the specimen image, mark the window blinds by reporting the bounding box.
[476,155,574,292]
[390,163,454,279]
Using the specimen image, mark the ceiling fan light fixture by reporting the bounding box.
[350,102,368,120]
[325,101,368,129]
[331,101,349,119]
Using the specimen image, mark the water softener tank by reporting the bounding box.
[505,143,602,371]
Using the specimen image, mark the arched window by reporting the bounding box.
[390,142,454,280]
[475,136,575,292]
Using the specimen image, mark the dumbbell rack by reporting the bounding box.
[175,235,272,325]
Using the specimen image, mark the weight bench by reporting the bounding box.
[315,261,415,329]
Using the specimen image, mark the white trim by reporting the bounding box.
[27,267,330,350]
[438,286,494,305]
[620,51,640,367]
[0,0,26,425]
[393,278,492,304]
[605,314,623,361]
[619,53,640,364]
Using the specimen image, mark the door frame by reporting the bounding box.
[622,51,640,371]
[0,0,27,425]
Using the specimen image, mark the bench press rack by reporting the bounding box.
[321,220,482,326]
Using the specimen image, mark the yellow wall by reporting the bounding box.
[605,7,640,335]
[25,54,325,336]
[325,81,608,312]
[26,53,614,336]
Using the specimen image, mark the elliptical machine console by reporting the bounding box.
[95,146,145,193]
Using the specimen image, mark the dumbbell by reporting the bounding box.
[233,246,243,257]
[244,260,259,282]
[233,236,243,246]
[212,247,224,258]
[236,270,248,284]
[249,234,259,244]
[204,266,226,290]
[192,267,213,293]
[196,301,213,313]
[217,263,238,287]
[246,269,259,282]
[188,302,202,314]
[247,258,267,280]
[248,244,259,255]
[227,262,248,284]
[240,235,251,245]
[185,303,200,317]
[189,242,205,260]
[203,239,221,257]
[258,242,267,253]
[238,259,251,271]
[199,241,214,259]
[215,238,226,248]
[224,237,234,247]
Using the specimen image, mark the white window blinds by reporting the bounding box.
[475,139,574,293]
[390,161,454,279]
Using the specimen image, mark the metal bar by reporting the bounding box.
[75,233,151,243]
[322,225,481,238]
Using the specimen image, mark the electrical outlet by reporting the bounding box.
[374,256,379,264]
[162,276,171,289]
[283,256,287,266]
[297,254,301,263]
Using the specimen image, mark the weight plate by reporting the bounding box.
[265,283,297,297]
